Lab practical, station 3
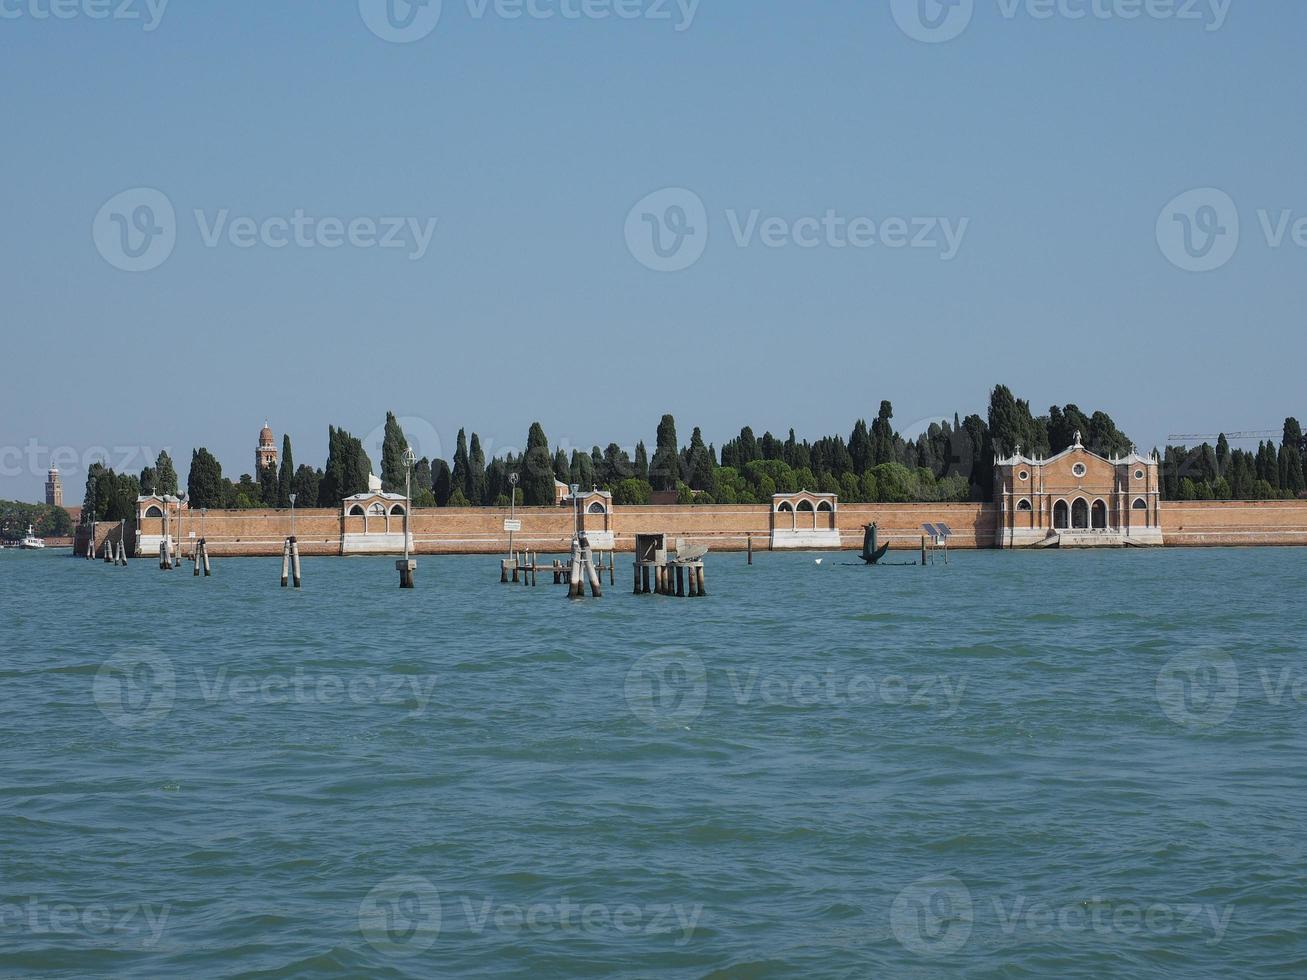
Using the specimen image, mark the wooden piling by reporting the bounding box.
[696,564,706,597]
[675,565,685,596]
[291,538,302,589]
[281,539,291,587]
[747,535,753,565]
[921,535,927,566]
[202,541,212,576]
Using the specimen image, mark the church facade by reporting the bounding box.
[994,432,1163,548]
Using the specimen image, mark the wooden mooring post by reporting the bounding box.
[281,537,302,588]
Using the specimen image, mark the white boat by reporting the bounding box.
[18,525,45,550]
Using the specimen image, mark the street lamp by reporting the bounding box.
[288,494,296,540]
[402,448,416,564]
[508,472,519,555]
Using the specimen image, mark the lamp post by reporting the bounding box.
[288,494,296,540]
[398,448,417,588]
[508,472,519,556]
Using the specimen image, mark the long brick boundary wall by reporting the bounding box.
[73,499,1307,557]
[1160,500,1307,547]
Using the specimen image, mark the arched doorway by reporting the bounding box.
[1092,500,1107,530]
[1071,498,1089,529]
[1053,500,1069,529]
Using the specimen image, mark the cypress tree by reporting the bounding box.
[277,435,294,507]
[451,430,470,501]
[469,433,487,504]
[650,414,680,491]
[154,451,179,496]
[187,448,225,509]
[431,459,452,506]
[380,412,410,493]
[553,448,569,484]
[634,441,649,480]
[522,422,555,505]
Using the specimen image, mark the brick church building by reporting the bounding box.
[994,431,1163,547]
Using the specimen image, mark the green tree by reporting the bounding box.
[277,436,294,508]
[469,433,487,504]
[188,448,225,509]
[154,451,179,496]
[650,414,680,491]
[451,429,470,501]
[431,459,452,506]
[293,464,321,508]
[612,478,653,505]
[553,448,570,484]
[634,441,649,481]
[522,422,555,505]
[380,412,410,493]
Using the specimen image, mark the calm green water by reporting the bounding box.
[2,547,1305,978]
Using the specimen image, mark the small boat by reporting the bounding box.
[18,525,45,550]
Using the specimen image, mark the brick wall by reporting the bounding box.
[105,499,1307,557]
[1160,500,1307,547]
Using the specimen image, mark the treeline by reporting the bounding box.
[80,388,1304,517]
[1163,421,1305,500]
[0,500,72,540]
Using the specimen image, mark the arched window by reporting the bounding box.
[348,504,365,516]
[390,504,406,516]
[144,505,163,518]
[796,500,815,512]
[1132,497,1148,510]
[778,502,794,512]
[587,501,607,515]
[367,502,386,517]
[816,501,833,512]
[1017,499,1032,512]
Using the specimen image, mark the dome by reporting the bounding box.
[259,421,275,446]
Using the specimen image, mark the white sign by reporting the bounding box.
[504,520,522,532]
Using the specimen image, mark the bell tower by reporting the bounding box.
[256,421,278,473]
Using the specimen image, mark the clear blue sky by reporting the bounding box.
[3,0,1304,501]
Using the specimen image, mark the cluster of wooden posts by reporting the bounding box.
[632,534,707,598]
[280,536,303,589]
[102,536,128,566]
[193,539,213,577]
[499,538,616,599]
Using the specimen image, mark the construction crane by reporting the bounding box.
[1166,430,1281,443]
